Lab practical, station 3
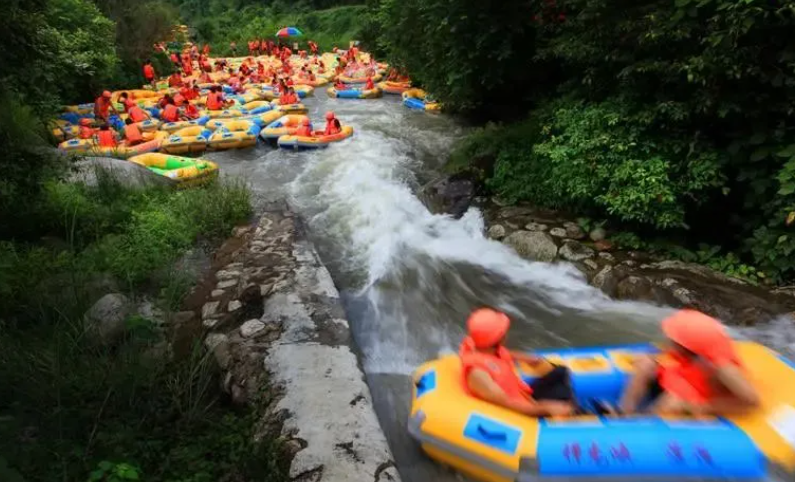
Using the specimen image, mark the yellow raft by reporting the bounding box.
[326,87,382,99]
[128,153,218,188]
[160,126,210,154]
[58,131,168,159]
[207,120,259,150]
[277,125,354,149]
[409,341,795,482]
[403,88,441,112]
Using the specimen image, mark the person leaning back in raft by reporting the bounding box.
[460,308,577,417]
[616,309,760,416]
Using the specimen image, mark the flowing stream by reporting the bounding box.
[207,91,791,481]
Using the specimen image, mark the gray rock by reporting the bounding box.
[583,259,599,271]
[204,334,231,369]
[211,289,225,299]
[503,231,558,262]
[559,240,595,262]
[68,157,176,188]
[598,252,616,263]
[216,269,242,281]
[228,300,243,312]
[563,222,586,240]
[525,222,548,232]
[549,227,567,238]
[590,227,607,242]
[204,333,228,350]
[616,276,653,300]
[216,279,238,290]
[498,206,534,218]
[84,293,132,345]
[420,174,475,218]
[240,319,266,338]
[487,224,506,240]
[202,301,220,320]
[592,266,619,296]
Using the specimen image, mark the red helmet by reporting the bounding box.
[301,117,310,126]
[325,111,335,120]
[466,308,510,349]
[102,90,112,98]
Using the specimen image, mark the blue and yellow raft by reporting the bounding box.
[409,342,795,481]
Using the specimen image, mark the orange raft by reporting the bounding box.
[277,125,354,149]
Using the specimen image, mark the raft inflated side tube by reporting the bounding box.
[128,153,218,188]
[409,342,795,482]
[277,125,354,150]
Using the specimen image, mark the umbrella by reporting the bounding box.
[276,27,303,37]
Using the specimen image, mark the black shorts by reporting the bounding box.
[530,365,574,402]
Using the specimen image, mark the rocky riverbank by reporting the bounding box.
[422,175,795,325]
[99,207,400,482]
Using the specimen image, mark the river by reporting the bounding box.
[206,91,791,481]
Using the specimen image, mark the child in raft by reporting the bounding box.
[279,88,299,105]
[365,77,375,91]
[295,117,313,137]
[334,79,348,91]
[78,119,96,139]
[95,124,119,148]
[323,111,342,135]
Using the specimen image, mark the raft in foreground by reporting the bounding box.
[277,125,354,149]
[409,341,795,482]
[128,153,218,188]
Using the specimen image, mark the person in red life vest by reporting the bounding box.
[323,111,342,136]
[286,76,295,87]
[157,93,172,109]
[240,62,251,76]
[143,60,156,86]
[184,83,200,101]
[248,40,255,55]
[118,92,136,113]
[183,101,201,120]
[365,76,375,90]
[161,98,180,123]
[191,44,199,60]
[230,41,237,56]
[128,105,150,123]
[295,117,313,137]
[309,40,318,56]
[334,79,347,91]
[93,90,118,124]
[174,88,187,107]
[205,86,229,111]
[95,124,118,148]
[78,118,95,139]
[280,47,292,63]
[181,52,193,76]
[203,44,210,56]
[317,60,326,74]
[459,308,577,417]
[257,62,265,78]
[168,71,183,88]
[279,88,299,105]
[170,51,180,67]
[618,310,759,416]
[307,70,316,83]
[123,118,144,146]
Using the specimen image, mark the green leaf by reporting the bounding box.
[777,144,795,157]
[778,235,788,244]
[750,148,769,162]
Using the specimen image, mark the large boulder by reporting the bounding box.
[69,157,176,189]
[503,230,558,262]
[84,293,132,345]
[559,240,595,262]
[420,173,476,218]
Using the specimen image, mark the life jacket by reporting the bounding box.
[657,349,744,404]
[168,74,182,87]
[280,92,297,105]
[129,106,148,123]
[184,104,199,119]
[123,98,136,113]
[97,130,117,148]
[324,121,341,136]
[143,64,155,80]
[162,104,179,122]
[174,93,186,107]
[296,125,313,137]
[206,92,223,110]
[459,337,533,403]
[95,98,111,118]
[365,78,375,90]
[170,53,179,63]
[79,126,95,139]
[124,124,143,144]
[182,62,193,75]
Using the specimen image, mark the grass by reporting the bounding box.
[0,172,287,482]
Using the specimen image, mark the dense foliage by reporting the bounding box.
[372,0,795,282]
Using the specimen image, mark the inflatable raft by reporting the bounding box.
[403,88,441,112]
[259,115,310,143]
[326,87,382,99]
[207,120,260,150]
[277,125,354,150]
[409,341,795,482]
[160,126,210,154]
[160,116,211,134]
[57,131,167,159]
[337,73,383,84]
[128,153,218,188]
[377,81,411,95]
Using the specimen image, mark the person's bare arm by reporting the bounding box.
[701,365,760,413]
[467,368,555,416]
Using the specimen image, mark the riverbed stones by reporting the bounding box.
[217,279,238,290]
[563,222,585,240]
[549,227,568,238]
[594,239,614,252]
[216,269,242,281]
[598,252,615,263]
[487,224,506,240]
[202,301,220,320]
[228,300,242,312]
[84,293,132,345]
[559,240,595,262]
[592,266,618,296]
[617,276,653,300]
[590,227,607,242]
[240,319,266,338]
[504,230,558,262]
[525,222,548,232]
[211,289,225,298]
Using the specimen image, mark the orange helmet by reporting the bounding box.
[102,90,112,98]
[661,309,730,359]
[467,308,510,349]
[301,117,310,126]
[325,111,335,120]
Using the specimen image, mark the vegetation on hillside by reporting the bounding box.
[369,0,795,283]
